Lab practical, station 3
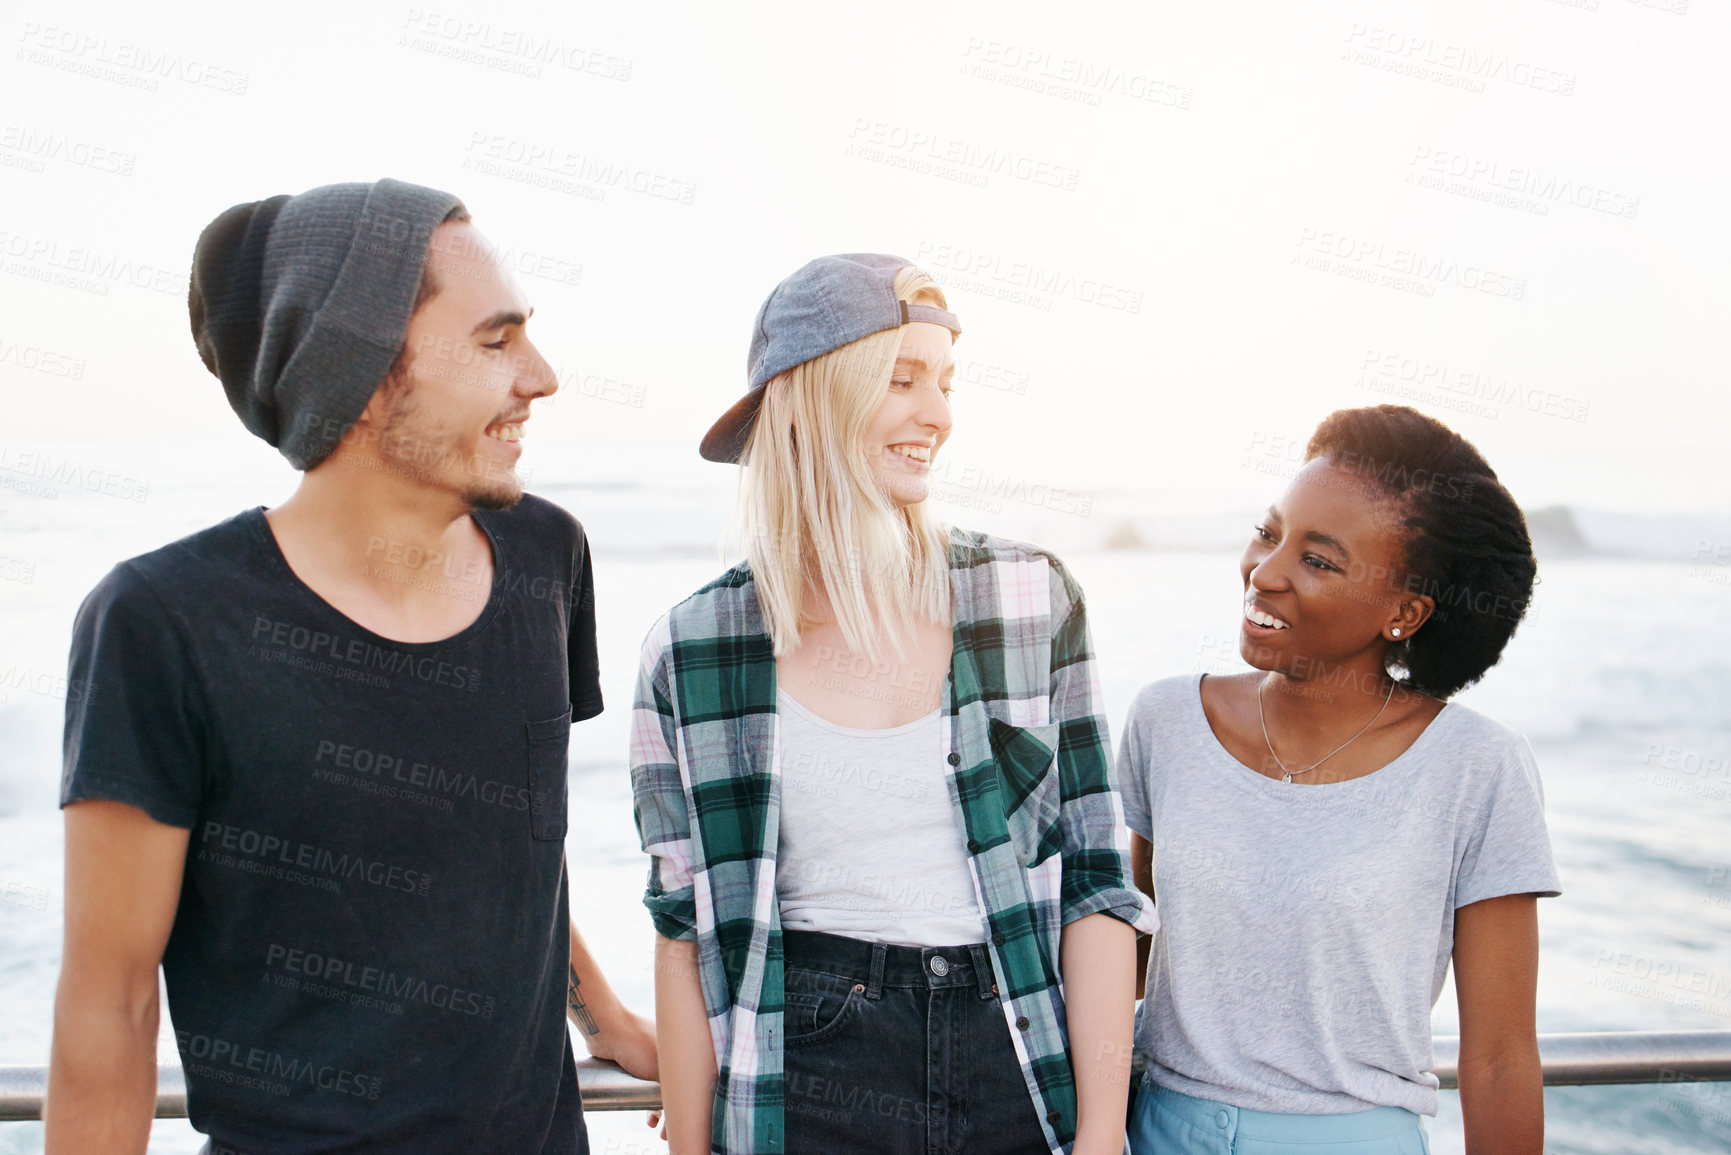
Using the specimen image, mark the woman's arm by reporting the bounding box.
[1063,912,1137,1155]
[1453,893,1543,1155]
[628,624,712,1151]
[1130,832,1154,994]
[1043,573,1153,1151]
[655,936,717,1155]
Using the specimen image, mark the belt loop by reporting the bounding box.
[969,944,994,1000]
[866,943,887,1000]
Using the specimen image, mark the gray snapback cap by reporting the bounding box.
[700,253,961,464]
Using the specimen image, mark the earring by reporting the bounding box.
[1390,628,1402,637]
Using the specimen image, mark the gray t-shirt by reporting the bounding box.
[1119,674,1561,1117]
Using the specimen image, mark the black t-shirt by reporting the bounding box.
[61,496,603,1154]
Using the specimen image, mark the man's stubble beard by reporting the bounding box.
[377,382,524,512]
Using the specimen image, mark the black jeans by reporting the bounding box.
[781,929,1052,1155]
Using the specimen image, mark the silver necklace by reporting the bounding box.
[1257,674,1396,784]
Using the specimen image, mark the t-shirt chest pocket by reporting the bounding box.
[525,707,573,840]
[988,718,1062,867]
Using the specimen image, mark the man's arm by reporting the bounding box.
[1454,893,1544,1155]
[46,800,190,1154]
[566,919,658,1081]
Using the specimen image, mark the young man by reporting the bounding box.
[45,178,655,1154]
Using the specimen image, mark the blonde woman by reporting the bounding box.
[630,254,1155,1155]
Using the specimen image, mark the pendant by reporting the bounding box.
[1281,772,1293,784]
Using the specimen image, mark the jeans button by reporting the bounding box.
[1215,1109,1230,1128]
[929,954,949,977]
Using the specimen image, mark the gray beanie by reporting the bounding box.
[189,178,466,470]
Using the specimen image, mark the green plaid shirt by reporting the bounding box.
[629,528,1156,1154]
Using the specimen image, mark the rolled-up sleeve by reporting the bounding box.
[1048,568,1158,935]
[629,618,698,941]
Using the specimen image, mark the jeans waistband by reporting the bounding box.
[782,929,996,999]
[1141,1079,1423,1141]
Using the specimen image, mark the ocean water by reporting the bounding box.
[1,477,1729,1154]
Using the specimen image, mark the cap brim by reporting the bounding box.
[699,386,766,464]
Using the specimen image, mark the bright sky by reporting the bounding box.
[2,0,1726,514]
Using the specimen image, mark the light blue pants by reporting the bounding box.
[1130,1079,1430,1154]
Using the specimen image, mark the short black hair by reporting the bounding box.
[1304,404,1536,699]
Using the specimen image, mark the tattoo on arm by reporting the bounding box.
[567,964,599,1036]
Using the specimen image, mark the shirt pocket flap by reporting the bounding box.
[988,718,1062,866]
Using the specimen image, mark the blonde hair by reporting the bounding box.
[733,266,952,661]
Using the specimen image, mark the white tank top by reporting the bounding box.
[774,689,988,946]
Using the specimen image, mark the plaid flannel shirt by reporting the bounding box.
[629,527,1157,1155]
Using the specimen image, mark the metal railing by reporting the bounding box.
[0,1057,661,1120]
[3,1031,1729,1120]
